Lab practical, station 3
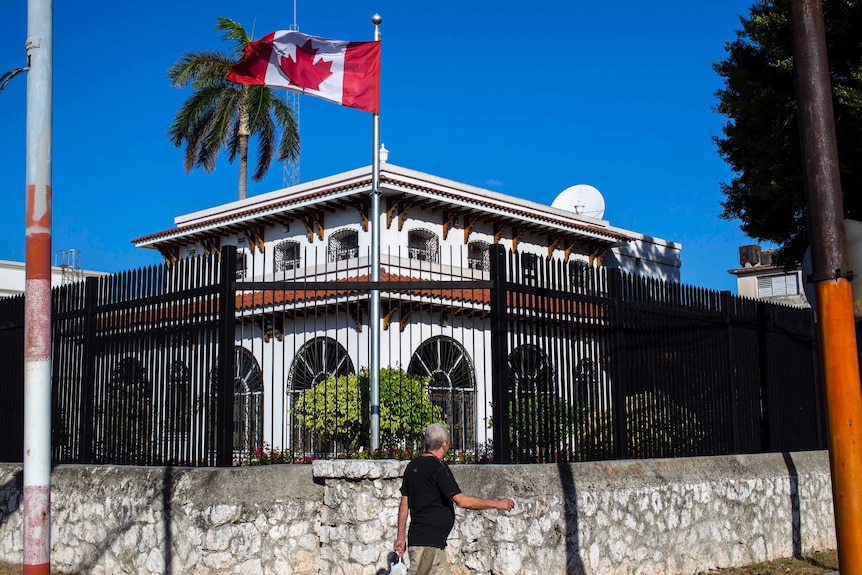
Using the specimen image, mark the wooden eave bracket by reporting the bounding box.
[589,244,607,266]
[493,223,504,245]
[382,304,399,331]
[302,213,325,242]
[564,241,578,261]
[201,237,221,257]
[347,304,364,332]
[261,316,284,343]
[397,201,410,232]
[510,227,523,253]
[463,216,478,244]
[356,201,370,232]
[157,245,179,264]
[398,303,414,332]
[385,197,398,230]
[243,226,266,253]
[547,236,561,258]
[442,211,458,241]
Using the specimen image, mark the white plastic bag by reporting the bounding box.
[387,551,407,575]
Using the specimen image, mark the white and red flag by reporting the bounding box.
[227,30,380,114]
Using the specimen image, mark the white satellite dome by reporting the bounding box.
[551,184,605,219]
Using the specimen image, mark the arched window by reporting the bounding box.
[287,337,356,392]
[328,229,359,262]
[287,337,356,455]
[233,346,264,456]
[103,357,151,464]
[408,336,476,450]
[274,240,301,271]
[467,240,490,271]
[507,344,555,396]
[408,229,439,263]
[166,360,190,435]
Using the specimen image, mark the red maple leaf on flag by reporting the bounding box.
[279,40,333,91]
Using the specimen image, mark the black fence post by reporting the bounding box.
[489,244,511,464]
[608,268,629,460]
[756,300,771,452]
[216,246,237,467]
[720,290,742,454]
[78,277,99,463]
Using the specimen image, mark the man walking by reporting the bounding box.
[394,423,515,575]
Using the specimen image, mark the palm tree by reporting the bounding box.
[168,17,299,200]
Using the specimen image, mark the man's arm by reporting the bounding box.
[451,493,515,511]
[394,495,409,556]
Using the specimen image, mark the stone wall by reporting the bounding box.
[0,451,836,575]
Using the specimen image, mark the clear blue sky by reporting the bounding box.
[0,0,760,291]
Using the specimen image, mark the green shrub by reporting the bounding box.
[293,366,443,450]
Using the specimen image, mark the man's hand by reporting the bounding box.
[496,497,515,511]
[394,536,406,557]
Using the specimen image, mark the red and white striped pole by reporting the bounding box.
[23,0,53,573]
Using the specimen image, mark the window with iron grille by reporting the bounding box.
[274,240,301,271]
[467,240,490,271]
[233,346,264,457]
[407,229,439,263]
[328,229,359,262]
[287,337,356,455]
[507,344,555,396]
[408,336,476,451]
[520,253,540,283]
[235,252,248,279]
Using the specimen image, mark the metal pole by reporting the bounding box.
[369,13,382,450]
[23,0,53,573]
[789,1,862,572]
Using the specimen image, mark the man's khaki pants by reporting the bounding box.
[407,546,453,575]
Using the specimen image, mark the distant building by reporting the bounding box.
[728,244,809,308]
[0,250,106,298]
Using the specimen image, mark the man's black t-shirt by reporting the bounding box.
[400,454,462,548]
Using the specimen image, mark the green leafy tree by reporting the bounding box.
[167,16,299,200]
[293,367,443,450]
[713,0,862,265]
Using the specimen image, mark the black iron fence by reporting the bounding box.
[0,244,826,466]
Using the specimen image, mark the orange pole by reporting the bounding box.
[816,279,862,572]
[790,0,862,569]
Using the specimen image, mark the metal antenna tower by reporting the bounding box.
[55,249,83,285]
[282,1,300,187]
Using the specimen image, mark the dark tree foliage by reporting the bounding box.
[714,0,862,266]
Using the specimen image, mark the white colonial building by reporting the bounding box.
[131,161,682,454]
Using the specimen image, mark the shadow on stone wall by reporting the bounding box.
[67,467,184,575]
[782,452,802,557]
[557,462,586,575]
[0,468,22,529]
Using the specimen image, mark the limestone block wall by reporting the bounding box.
[0,452,836,575]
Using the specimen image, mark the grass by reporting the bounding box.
[0,551,842,575]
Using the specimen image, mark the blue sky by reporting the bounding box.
[0,0,759,291]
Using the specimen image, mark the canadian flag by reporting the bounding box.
[227,30,380,114]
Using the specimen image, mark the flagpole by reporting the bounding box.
[369,13,382,451]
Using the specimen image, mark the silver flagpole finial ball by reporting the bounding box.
[371,13,382,25]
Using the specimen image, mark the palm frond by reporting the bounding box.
[271,96,300,162]
[166,17,301,197]
[215,16,253,58]
[253,112,276,182]
[167,51,234,89]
